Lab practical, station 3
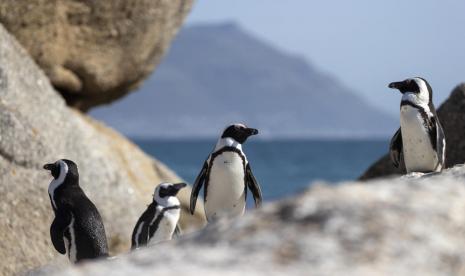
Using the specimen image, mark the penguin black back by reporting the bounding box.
[44,159,109,262]
[58,185,109,260]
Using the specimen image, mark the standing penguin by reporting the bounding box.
[388,77,446,173]
[43,159,109,263]
[190,123,262,222]
[131,182,186,249]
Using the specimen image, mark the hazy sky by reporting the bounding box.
[186,1,465,115]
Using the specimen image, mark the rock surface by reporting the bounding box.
[360,83,465,180]
[0,0,193,111]
[0,25,205,276]
[31,166,465,276]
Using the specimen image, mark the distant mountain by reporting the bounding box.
[91,22,396,138]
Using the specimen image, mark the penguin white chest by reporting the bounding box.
[149,207,179,245]
[400,105,438,173]
[205,151,246,221]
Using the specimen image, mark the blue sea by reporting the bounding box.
[134,139,387,202]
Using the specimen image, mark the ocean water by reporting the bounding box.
[134,139,387,202]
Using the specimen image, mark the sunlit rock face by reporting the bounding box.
[32,165,465,276]
[0,0,193,111]
[0,24,205,276]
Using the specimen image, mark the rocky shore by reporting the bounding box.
[29,165,465,276]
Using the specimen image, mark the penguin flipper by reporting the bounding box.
[432,117,446,169]
[190,161,208,214]
[131,205,156,249]
[246,163,262,208]
[131,219,149,249]
[50,211,71,254]
[390,128,403,168]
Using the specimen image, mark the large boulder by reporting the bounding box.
[0,0,193,111]
[0,25,205,275]
[32,166,465,276]
[360,84,465,180]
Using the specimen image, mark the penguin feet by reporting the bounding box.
[402,172,426,179]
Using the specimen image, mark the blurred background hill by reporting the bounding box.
[91,23,396,138]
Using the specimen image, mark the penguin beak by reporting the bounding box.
[173,182,187,190]
[44,162,60,179]
[171,183,187,195]
[388,81,406,93]
[246,128,259,136]
[43,163,55,171]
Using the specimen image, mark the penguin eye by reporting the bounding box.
[159,187,170,198]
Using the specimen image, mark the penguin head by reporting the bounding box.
[388,77,432,105]
[221,123,259,144]
[43,159,79,183]
[154,182,187,201]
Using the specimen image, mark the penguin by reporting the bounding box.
[43,159,109,263]
[190,123,262,222]
[131,182,186,249]
[388,77,446,173]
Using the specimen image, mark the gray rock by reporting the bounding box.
[31,166,465,276]
[0,25,205,276]
[0,0,193,111]
[360,83,465,180]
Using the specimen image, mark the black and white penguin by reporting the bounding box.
[190,123,262,222]
[131,182,186,249]
[388,77,446,173]
[43,159,109,263]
